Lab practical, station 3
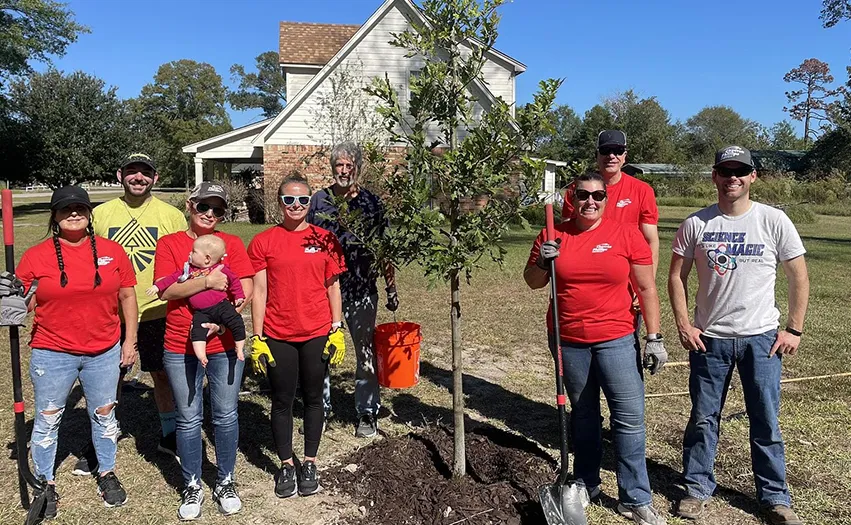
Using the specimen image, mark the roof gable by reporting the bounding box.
[279,22,360,66]
[256,0,522,146]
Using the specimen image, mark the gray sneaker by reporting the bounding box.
[212,482,242,516]
[178,484,204,521]
[676,496,708,520]
[617,503,667,525]
[355,414,377,438]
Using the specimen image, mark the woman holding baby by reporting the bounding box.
[153,181,254,520]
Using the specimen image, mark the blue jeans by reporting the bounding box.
[323,293,380,417]
[560,334,652,507]
[30,344,121,481]
[682,330,790,507]
[163,349,244,488]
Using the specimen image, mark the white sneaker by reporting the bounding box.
[178,484,204,521]
[617,503,667,525]
[212,482,242,515]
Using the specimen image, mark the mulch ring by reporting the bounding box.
[325,424,557,524]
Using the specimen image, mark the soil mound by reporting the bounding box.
[327,425,556,524]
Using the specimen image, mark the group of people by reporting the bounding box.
[525,132,809,525]
[1,132,809,525]
[3,143,394,521]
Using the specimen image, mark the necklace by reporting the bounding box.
[121,197,153,226]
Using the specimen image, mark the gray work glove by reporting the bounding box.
[0,275,37,327]
[643,339,668,375]
[385,285,399,312]
[535,239,562,270]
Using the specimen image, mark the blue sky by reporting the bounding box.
[44,0,851,133]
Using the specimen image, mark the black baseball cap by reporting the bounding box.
[50,185,92,211]
[120,152,157,172]
[597,130,627,149]
[189,181,229,207]
[713,145,754,169]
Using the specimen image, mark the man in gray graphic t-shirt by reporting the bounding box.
[668,145,810,525]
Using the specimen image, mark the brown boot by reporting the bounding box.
[763,505,803,525]
[675,496,708,520]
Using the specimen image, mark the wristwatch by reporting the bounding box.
[644,333,664,342]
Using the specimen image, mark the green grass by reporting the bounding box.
[0,205,850,524]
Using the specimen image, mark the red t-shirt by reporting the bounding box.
[527,218,652,343]
[154,231,255,354]
[247,225,346,342]
[561,172,659,226]
[16,237,136,354]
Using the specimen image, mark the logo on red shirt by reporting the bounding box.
[97,256,114,266]
[592,243,612,253]
[304,246,321,254]
[616,199,632,208]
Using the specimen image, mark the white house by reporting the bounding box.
[183,0,559,201]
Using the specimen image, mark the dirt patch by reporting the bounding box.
[325,424,556,524]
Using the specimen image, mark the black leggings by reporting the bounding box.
[265,335,328,460]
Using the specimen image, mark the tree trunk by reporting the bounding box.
[450,260,465,478]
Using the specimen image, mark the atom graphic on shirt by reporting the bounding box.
[707,244,738,276]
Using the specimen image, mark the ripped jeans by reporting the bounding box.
[30,343,121,481]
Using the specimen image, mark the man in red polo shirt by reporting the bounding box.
[562,130,659,272]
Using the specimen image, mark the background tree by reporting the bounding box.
[0,0,88,89]
[769,120,806,150]
[529,103,580,162]
[821,0,851,27]
[573,104,614,162]
[604,89,679,163]
[228,51,287,119]
[4,69,131,187]
[364,0,558,477]
[783,58,843,146]
[132,59,232,186]
[682,105,763,163]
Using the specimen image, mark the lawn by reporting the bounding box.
[0,199,849,524]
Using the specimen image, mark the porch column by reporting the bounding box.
[194,157,204,186]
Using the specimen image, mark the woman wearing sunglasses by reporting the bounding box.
[152,181,255,520]
[247,173,346,499]
[524,172,668,525]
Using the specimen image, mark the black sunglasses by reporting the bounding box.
[280,194,311,207]
[598,146,626,156]
[716,166,753,178]
[574,189,607,202]
[194,202,226,218]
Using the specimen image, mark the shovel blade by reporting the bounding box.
[539,482,588,525]
[24,489,47,525]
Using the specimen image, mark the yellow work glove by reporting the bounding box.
[324,328,346,366]
[249,335,275,376]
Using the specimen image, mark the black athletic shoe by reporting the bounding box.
[71,443,98,476]
[297,460,321,496]
[274,463,298,498]
[33,483,60,520]
[355,414,378,438]
[158,432,179,460]
[97,472,127,507]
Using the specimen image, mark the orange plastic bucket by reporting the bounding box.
[375,322,421,388]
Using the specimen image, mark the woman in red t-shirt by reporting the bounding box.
[15,186,138,515]
[153,182,254,520]
[524,173,668,524]
[247,173,345,499]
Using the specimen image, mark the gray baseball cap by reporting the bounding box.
[713,145,754,169]
[189,181,229,206]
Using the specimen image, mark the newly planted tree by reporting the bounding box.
[363,0,559,477]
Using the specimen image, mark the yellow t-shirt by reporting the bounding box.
[93,196,187,321]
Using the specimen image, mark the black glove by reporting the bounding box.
[535,239,562,270]
[385,285,399,312]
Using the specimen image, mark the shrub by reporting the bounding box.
[782,204,817,225]
[520,202,561,226]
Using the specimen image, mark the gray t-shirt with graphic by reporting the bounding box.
[672,202,806,338]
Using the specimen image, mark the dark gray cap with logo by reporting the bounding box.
[597,130,627,149]
[713,145,754,169]
[189,181,229,206]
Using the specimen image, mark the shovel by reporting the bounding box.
[538,203,587,525]
[2,190,48,524]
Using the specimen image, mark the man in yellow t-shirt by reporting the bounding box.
[73,152,186,475]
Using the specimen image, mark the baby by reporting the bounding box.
[148,234,246,366]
